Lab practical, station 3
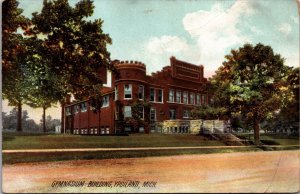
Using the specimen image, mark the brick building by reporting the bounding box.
[64,56,210,135]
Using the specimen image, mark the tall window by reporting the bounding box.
[169,109,176,120]
[138,106,144,119]
[150,88,155,102]
[157,89,163,102]
[81,102,87,112]
[102,95,109,107]
[138,85,144,100]
[176,90,181,103]
[183,92,188,104]
[196,94,200,105]
[115,86,118,101]
[183,110,189,118]
[190,93,195,104]
[74,105,80,114]
[115,106,119,120]
[169,89,174,102]
[150,108,156,120]
[124,106,132,118]
[202,94,206,105]
[124,84,132,99]
[66,107,72,116]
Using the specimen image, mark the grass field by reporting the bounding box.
[2,132,226,150]
[3,147,264,164]
[236,133,299,145]
[3,132,298,164]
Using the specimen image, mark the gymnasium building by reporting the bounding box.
[63,56,211,135]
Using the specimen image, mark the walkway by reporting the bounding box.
[3,145,299,153]
[3,150,299,193]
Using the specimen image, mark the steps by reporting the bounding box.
[203,128,247,146]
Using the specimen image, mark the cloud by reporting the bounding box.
[290,16,299,24]
[276,23,292,36]
[146,36,188,54]
[250,26,263,35]
[144,1,257,77]
[182,0,257,71]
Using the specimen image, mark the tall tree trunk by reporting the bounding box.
[16,102,22,132]
[254,118,260,145]
[43,106,46,133]
[60,101,65,134]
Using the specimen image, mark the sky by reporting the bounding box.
[2,0,300,123]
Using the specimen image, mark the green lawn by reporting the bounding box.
[3,147,263,164]
[3,132,298,164]
[2,132,226,150]
[236,133,299,145]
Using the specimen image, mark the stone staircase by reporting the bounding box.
[203,128,250,146]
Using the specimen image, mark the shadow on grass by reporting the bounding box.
[3,147,263,165]
[2,135,15,142]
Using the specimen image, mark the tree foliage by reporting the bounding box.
[2,0,30,131]
[2,109,40,132]
[29,0,114,109]
[126,100,151,133]
[2,0,29,72]
[191,105,227,120]
[210,43,292,144]
[262,67,299,134]
[3,0,114,132]
[24,37,64,132]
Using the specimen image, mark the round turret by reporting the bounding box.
[115,60,146,81]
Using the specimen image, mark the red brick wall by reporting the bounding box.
[64,57,210,134]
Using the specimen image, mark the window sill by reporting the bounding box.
[150,101,164,104]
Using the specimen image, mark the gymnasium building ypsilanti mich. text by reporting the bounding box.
[63,56,211,135]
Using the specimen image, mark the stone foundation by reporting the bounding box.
[149,119,225,134]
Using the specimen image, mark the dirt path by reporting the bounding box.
[3,145,299,153]
[3,150,299,193]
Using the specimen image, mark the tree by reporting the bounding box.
[283,67,299,123]
[2,0,30,132]
[2,109,40,131]
[210,43,292,144]
[24,38,64,132]
[122,100,151,133]
[191,105,227,120]
[265,67,299,134]
[29,0,115,132]
[39,115,61,132]
[2,0,29,73]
